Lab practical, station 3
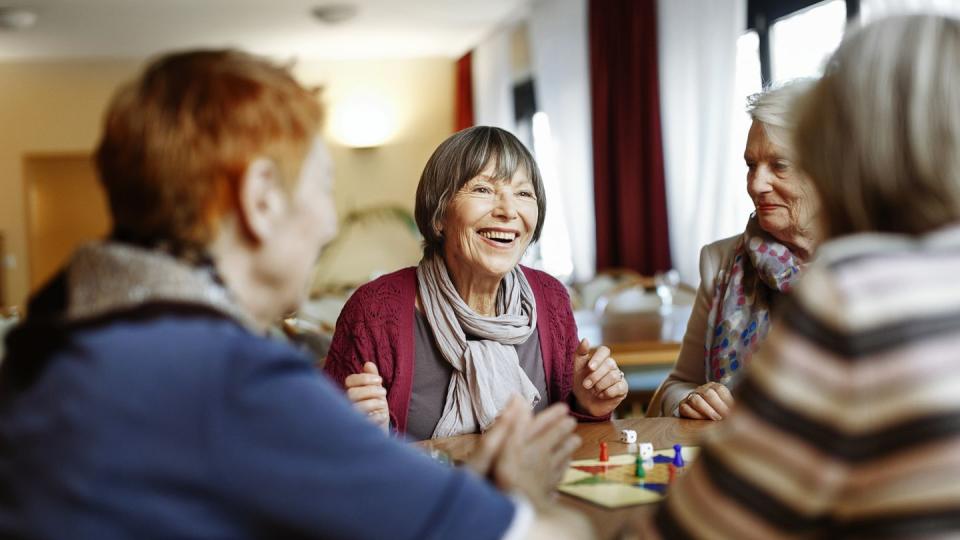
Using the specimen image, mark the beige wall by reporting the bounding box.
[24,153,111,290]
[0,57,453,307]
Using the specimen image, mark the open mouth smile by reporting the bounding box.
[477,228,520,248]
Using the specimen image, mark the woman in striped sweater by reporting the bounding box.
[642,14,960,538]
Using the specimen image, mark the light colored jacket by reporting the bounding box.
[648,234,739,416]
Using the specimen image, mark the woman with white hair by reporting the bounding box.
[643,14,960,537]
[648,80,819,419]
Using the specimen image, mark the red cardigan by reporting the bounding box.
[324,266,606,433]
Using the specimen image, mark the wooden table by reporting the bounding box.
[419,417,715,539]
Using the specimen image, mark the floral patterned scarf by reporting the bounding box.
[704,215,803,386]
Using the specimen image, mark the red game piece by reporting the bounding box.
[668,464,676,483]
[599,442,609,462]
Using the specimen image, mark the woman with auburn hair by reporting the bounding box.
[0,50,591,539]
[642,15,960,538]
[325,126,628,440]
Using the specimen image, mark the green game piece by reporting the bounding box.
[568,475,611,486]
[635,453,645,478]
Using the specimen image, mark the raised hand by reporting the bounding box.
[344,362,390,431]
[571,338,628,417]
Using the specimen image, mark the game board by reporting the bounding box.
[557,446,699,508]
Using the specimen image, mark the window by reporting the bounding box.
[513,79,575,279]
[734,30,762,144]
[748,0,858,87]
[770,0,847,82]
[727,30,764,223]
[861,0,960,23]
[529,111,574,279]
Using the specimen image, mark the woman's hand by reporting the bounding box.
[571,338,628,417]
[465,397,581,507]
[677,381,734,421]
[344,362,390,431]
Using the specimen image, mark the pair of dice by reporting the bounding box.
[619,429,654,459]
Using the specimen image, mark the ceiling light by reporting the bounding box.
[0,7,37,30]
[311,4,357,25]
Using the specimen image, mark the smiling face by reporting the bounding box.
[744,120,819,244]
[440,162,539,281]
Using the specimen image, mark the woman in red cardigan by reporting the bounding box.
[325,126,628,440]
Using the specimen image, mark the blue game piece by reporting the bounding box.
[672,444,684,467]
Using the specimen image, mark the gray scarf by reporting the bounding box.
[416,255,540,438]
[65,241,254,330]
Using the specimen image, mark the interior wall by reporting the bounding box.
[0,57,453,308]
[24,153,111,289]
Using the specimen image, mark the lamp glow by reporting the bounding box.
[329,93,395,148]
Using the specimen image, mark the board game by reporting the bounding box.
[557,445,699,508]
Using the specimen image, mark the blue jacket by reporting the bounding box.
[0,277,514,539]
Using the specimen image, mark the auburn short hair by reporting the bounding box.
[95,49,322,251]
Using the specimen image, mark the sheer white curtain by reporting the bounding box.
[861,0,960,21]
[471,27,516,132]
[657,0,751,285]
[527,0,595,282]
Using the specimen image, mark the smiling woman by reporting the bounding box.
[648,80,820,420]
[325,126,629,440]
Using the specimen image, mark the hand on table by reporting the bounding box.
[465,396,581,508]
[677,381,734,421]
[571,338,628,417]
[344,362,390,431]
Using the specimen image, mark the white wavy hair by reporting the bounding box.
[746,79,816,154]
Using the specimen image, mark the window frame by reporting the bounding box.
[747,0,860,87]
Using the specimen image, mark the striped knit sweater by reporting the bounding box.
[644,226,960,539]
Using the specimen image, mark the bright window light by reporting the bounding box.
[770,0,846,83]
[725,31,763,231]
[733,30,761,160]
[530,111,574,279]
[862,0,960,21]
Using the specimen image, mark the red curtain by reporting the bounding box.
[454,52,474,131]
[589,0,672,275]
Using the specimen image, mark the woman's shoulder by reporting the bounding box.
[350,267,417,297]
[520,266,570,301]
[702,234,740,260]
[699,234,740,282]
[338,267,417,323]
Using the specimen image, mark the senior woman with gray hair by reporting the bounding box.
[642,14,960,537]
[649,79,819,419]
[326,126,627,440]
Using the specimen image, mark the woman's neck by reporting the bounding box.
[778,227,818,262]
[442,254,502,317]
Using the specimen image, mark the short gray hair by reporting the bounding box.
[747,79,816,153]
[794,14,960,238]
[414,126,546,256]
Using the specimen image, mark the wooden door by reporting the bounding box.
[24,154,111,291]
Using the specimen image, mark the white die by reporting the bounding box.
[618,429,637,443]
[639,442,654,459]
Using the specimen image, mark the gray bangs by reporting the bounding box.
[414,126,547,257]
